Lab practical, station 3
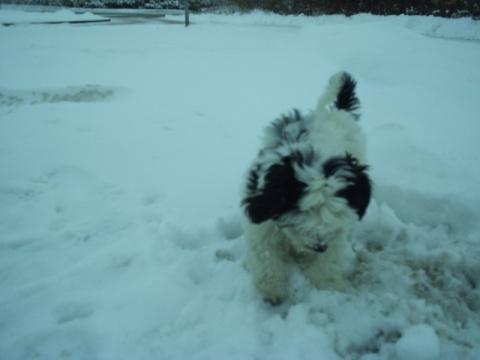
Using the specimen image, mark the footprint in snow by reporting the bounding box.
[54,302,95,325]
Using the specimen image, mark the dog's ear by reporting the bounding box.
[243,156,306,224]
[323,154,372,219]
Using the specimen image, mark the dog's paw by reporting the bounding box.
[330,279,349,292]
[264,296,286,306]
[255,282,289,306]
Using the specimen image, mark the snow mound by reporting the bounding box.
[193,11,480,41]
[403,15,480,41]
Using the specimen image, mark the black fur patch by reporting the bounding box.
[243,156,306,224]
[269,109,307,146]
[323,154,371,219]
[334,73,360,120]
[245,164,261,194]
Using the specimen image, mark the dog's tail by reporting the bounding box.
[316,72,360,119]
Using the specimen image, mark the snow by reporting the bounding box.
[395,324,440,360]
[1,8,480,360]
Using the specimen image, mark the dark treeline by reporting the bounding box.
[3,0,479,18]
[235,0,479,18]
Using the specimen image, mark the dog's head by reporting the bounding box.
[242,145,371,253]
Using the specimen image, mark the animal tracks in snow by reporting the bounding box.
[0,165,132,286]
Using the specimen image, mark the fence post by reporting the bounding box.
[184,0,189,27]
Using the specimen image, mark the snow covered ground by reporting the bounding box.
[1,9,480,360]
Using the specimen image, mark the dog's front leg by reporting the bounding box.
[244,222,291,304]
[249,252,290,305]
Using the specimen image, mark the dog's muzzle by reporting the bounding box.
[307,242,328,253]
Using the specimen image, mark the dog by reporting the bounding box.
[241,72,372,305]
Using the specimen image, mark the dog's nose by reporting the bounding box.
[312,243,328,253]
[308,241,328,253]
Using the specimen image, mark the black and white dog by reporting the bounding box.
[241,72,372,304]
